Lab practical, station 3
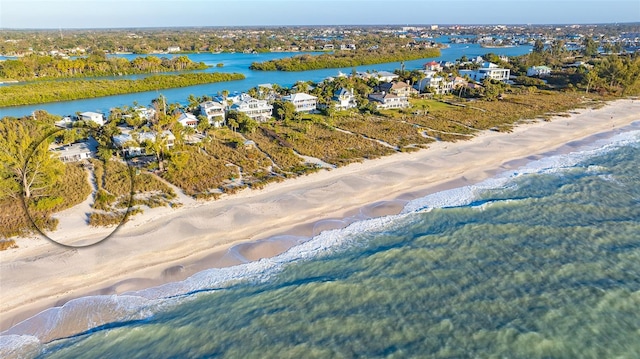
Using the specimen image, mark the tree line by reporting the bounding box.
[249,48,441,71]
[0,52,208,81]
[0,72,245,107]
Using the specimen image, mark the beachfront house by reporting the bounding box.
[229,94,273,122]
[282,92,318,113]
[459,62,510,83]
[112,130,176,158]
[527,65,552,77]
[52,138,97,163]
[199,101,226,127]
[177,112,199,128]
[377,81,419,98]
[414,72,447,94]
[448,76,469,92]
[328,88,358,110]
[368,92,410,110]
[78,111,105,126]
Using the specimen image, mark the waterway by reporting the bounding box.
[0,39,531,119]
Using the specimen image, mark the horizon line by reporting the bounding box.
[2,21,639,31]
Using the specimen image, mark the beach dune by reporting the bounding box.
[1,98,639,336]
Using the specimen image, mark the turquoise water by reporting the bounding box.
[2,125,639,358]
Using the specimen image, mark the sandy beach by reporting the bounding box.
[1,98,639,334]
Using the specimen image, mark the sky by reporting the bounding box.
[0,0,638,29]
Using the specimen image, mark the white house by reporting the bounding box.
[78,112,105,126]
[527,65,552,77]
[282,93,318,113]
[167,46,181,53]
[355,71,374,80]
[199,101,226,127]
[340,43,357,50]
[53,138,97,163]
[414,71,443,93]
[54,116,75,128]
[331,88,358,110]
[374,71,399,82]
[460,62,510,82]
[368,92,410,110]
[230,94,273,122]
[134,107,156,121]
[177,112,199,128]
[112,131,175,157]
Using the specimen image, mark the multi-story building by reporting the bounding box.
[368,92,410,110]
[460,62,510,82]
[78,111,105,126]
[282,93,318,113]
[199,101,226,127]
[230,94,273,122]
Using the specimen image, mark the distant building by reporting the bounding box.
[134,107,156,121]
[423,61,443,72]
[78,112,105,126]
[282,92,318,113]
[54,116,75,128]
[374,71,399,82]
[167,46,181,53]
[199,101,226,127]
[527,65,552,77]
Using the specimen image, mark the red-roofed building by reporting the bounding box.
[423,61,443,71]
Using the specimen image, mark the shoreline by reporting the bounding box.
[1,98,639,335]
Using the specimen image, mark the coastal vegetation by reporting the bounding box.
[0,113,94,238]
[0,72,245,107]
[0,52,208,81]
[249,48,441,71]
[87,159,177,226]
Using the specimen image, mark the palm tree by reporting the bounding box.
[186,94,199,112]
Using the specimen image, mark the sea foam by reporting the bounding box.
[403,128,640,214]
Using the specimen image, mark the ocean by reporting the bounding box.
[2,122,640,358]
